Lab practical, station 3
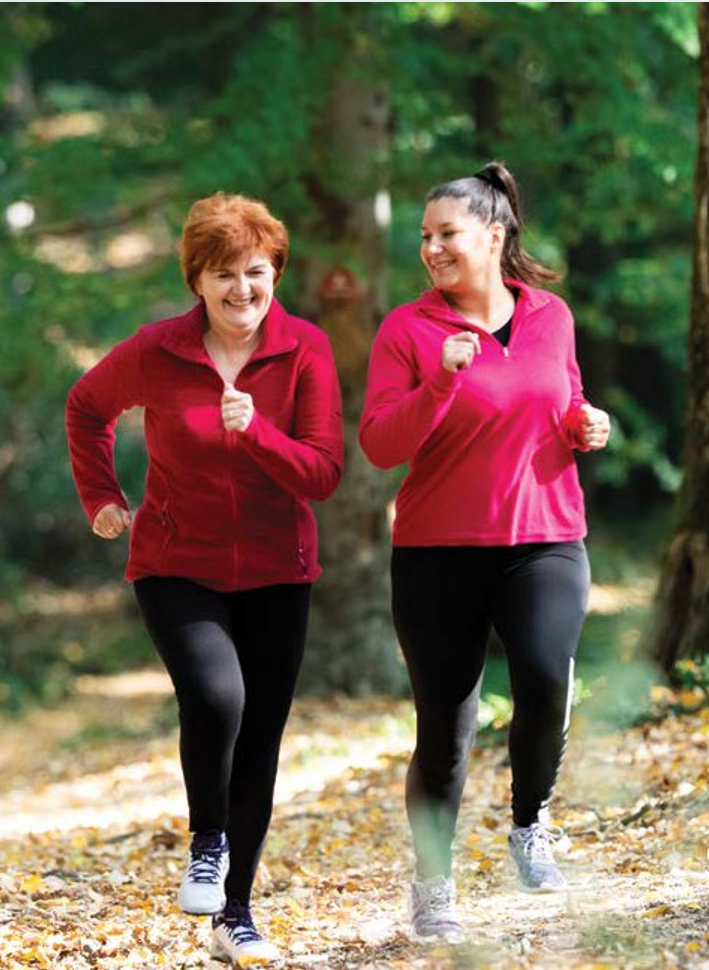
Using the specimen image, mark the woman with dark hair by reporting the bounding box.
[67,192,343,966]
[360,162,609,939]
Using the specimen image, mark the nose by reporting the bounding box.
[426,237,443,255]
[229,276,250,297]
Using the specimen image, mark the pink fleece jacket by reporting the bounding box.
[67,299,343,592]
[359,280,590,547]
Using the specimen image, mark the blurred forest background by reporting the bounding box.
[0,2,702,715]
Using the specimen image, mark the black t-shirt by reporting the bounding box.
[492,317,512,347]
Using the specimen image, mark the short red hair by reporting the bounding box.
[180,192,289,294]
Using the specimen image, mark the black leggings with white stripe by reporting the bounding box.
[391,541,590,878]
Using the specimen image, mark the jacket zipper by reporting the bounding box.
[227,430,239,587]
[206,359,240,588]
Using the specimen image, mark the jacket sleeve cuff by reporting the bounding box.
[87,493,130,525]
[428,366,463,396]
[563,402,591,451]
[239,408,262,442]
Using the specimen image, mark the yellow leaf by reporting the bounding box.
[642,904,671,918]
[18,949,50,967]
[677,689,704,709]
[19,873,44,894]
[287,898,306,918]
[650,685,674,704]
[686,942,703,953]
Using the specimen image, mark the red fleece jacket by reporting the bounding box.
[66,299,343,591]
[359,281,590,546]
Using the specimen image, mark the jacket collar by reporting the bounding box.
[159,297,298,364]
[417,278,551,324]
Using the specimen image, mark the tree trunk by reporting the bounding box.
[651,3,709,670]
[296,58,406,694]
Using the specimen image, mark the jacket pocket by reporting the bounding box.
[293,499,313,578]
[159,502,176,557]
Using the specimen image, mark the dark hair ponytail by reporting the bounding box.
[425,160,561,286]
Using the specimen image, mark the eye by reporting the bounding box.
[420,233,431,242]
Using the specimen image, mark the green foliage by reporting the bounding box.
[672,657,709,696]
[0,598,153,715]
[599,390,682,493]
[0,1,700,695]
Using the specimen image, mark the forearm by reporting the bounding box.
[359,367,462,469]
[238,411,342,501]
[66,401,129,521]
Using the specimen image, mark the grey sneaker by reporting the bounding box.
[211,901,282,966]
[508,822,567,892]
[178,830,229,915]
[411,874,464,940]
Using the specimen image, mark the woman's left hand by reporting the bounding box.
[221,383,254,433]
[578,403,611,450]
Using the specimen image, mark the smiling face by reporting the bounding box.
[420,197,504,294]
[195,251,276,340]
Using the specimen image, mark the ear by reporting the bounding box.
[489,222,506,253]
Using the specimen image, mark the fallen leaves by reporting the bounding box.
[1,677,709,968]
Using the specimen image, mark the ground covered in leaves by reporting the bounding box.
[2,666,709,970]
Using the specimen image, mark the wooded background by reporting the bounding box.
[0,2,702,705]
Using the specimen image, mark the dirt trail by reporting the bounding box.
[1,668,709,969]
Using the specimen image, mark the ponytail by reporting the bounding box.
[425,161,561,287]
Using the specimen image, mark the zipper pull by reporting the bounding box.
[503,347,510,358]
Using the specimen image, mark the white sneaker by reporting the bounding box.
[178,830,229,915]
[210,902,282,967]
[411,874,464,941]
[508,822,567,892]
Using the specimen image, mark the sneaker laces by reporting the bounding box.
[414,875,455,916]
[518,823,562,863]
[187,834,227,885]
[218,903,262,945]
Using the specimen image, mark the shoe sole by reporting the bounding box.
[210,932,283,967]
[517,882,567,894]
[413,929,467,945]
[180,900,227,915]
[210,956,283,968]
[411,921,467,944]
[508,856,567,894]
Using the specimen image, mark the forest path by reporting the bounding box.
[1,664,709,969]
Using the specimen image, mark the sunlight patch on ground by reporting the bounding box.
[3,582,124,620]
[0,689,414,839]
[588,579,653,615]
[29,111,106,141]
[74,670,172,699]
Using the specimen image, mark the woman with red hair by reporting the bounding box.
[67,192,343,966]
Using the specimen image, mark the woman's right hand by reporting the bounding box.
[93,503,132,540]
[441,332,481,373]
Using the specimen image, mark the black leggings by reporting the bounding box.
[134,577,311,905]
[391,542,590,877]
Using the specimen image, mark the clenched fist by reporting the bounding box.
[93,503,132,539]
[441,332,482,373]
[578,403,611,451]
[222,383,254,433]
